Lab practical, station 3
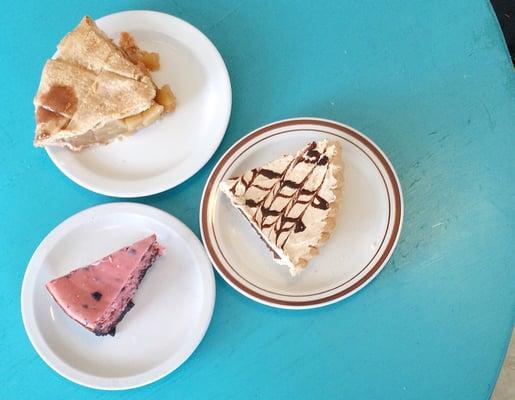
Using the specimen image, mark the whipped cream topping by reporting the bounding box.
[221,140,342,275]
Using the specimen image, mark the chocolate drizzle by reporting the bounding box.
[318,155,329,166]
[283,180,300,189]
[283,216,306,233]
[312,195,329,210]
[259,169,282,179]
[306,147,321,161]
[245,199,259,207]
[229,141,335,252]
[230,169,258,194]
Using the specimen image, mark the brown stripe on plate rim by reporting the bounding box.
[200,118,403,307]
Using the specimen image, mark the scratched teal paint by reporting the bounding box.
[0,0,513,399]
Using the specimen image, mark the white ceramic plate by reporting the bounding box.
[200,118,403,309]
[46,11,232,197]
[21,203,215,390]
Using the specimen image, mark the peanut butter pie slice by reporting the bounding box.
[46,234,165,336]
[220,140,343,276]
[34,16,176,151]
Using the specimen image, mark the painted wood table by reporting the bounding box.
[0,1,513,399]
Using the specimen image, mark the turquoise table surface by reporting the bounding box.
[1,0,514,398]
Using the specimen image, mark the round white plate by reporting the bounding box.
[46,11,232,197]
[200,118,403,309]
[21,203,215,390]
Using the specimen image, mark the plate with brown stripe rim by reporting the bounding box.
[200,118,403,309]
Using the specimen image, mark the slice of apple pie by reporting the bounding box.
[33,16,176,151]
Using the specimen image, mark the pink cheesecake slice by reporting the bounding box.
[46,234,165,336]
